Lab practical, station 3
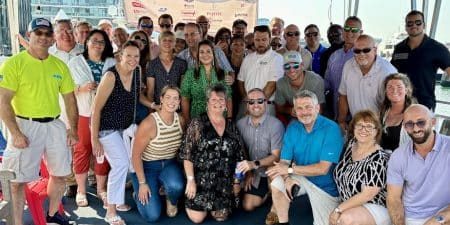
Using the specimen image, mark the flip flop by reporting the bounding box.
[75,192,88,207]
[116,204,132,212]
[104,215,126,225]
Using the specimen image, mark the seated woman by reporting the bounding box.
[131,85,185,222]
[181,40,233,123]
[331,110,391,225]
[380,73,415,151]
[180,84,246,223]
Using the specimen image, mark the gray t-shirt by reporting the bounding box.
[275,70,325,106]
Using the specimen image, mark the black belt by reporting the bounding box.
[17,115,60,123]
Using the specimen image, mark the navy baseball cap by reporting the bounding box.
[28,18,53,32]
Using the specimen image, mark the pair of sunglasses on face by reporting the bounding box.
[353,47,374,54]
[34,30,53,37]
[305,32,319,38]
[159,24,171,28]
[246,98,266,105]
[406,20,423,27]
[404,120,427,130]
[285,31,300,37]
[133,36,148,45]
[283,63,300,71]
[140,24,153,29]
[343,26,361,33]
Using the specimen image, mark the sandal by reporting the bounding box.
[98,191,108,209]
[211,209,229,222]
[104,215,126,225]
[166,198,178,217]
[116,204,132,212]
[265,211,279,225]
[75,192,88,207]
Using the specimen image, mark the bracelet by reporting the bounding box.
[139,180,146,185]
[187,175,194,181]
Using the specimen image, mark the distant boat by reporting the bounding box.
[379,32,408,60]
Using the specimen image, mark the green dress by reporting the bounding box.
[181,66,232,118]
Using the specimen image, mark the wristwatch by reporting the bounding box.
[287,167,294,174]
[434,215,445,224]
[254,160,260,170]
[334,207,342,214]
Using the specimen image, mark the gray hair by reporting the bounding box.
[293,90,319,105]
[205,83,227,101]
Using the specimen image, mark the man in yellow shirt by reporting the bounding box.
[0,18,78,225]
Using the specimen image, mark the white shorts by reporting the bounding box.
[363,203,392,225]
[1,118,72,182]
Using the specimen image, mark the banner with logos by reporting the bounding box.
[123,0,258,34]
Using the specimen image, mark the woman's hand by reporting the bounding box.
[138,183,151,205]
[244,171,254,192]
[92,138,104,157]
[80,82,98,92]
[329,210,341,225]
[185,180,197,199]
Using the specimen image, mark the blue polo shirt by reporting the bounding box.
[281,115,344,197]
[306,44,328,75]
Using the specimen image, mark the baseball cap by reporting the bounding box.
[175,30,185,40]
[98,19,113,27]
[283,51,302,64]
[28,18,53,33]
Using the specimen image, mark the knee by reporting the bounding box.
[144,212,161,223]
[138,202,161,222]
[165,180,184,195]
[339,212,356,225]
[188,215,205,224]
[243,202,256,212]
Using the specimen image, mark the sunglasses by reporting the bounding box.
[305,32,318,38]
[285,31,300,37]
[159,24,172,29]
[246,98,266,105]
[404,120,427,130]
[140,24,153,29]
[283,63,300,71]
[34,29,53,37]
[271,43,281,47]
[406,20,423,27]
[90,39,106,46]
[353,47,373,54]
[343,26,361,33]
[133,36,148,45]
[355,124,376,131]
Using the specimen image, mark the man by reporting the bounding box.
[137,16,160,59]
[319,24,344,77]
[112,27,129,53]
[74,21,91,46]
[0,18,78,225]
[232,19,248,38]
[304,24,328,75]
[237,88,284,211]
[391,10,450,110]
[97,19,113,40]
[325,16,362,119]
[237,25,284,117]
[178,23,233,73]
[270,17,284,37]
[158,13,173,32]
[266,90,343,225]
[275,51,325,123]
[387,104,450,225]
[196,15,214,42]
[338,34,397,131]
[277,24,313,71]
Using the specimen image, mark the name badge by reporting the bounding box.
[392,53,409,60]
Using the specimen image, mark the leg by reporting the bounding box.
[159,161,185,217]
[270,176,291,223]
[186,208,207,224]
[47,175,67,215]
[73,116,93,196]
[243,194,265,211]
[243,177,269,211]
[10,182,25,225]
[339,206,377,225]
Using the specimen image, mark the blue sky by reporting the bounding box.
[258,0,450,43]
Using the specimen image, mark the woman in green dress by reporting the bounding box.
[181,40,232,123]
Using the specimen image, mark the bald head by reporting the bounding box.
[356,34,375,46]
[403,104,436,145]
[404,104,434,119]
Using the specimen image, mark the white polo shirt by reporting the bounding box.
[338,56,397,116]
[238,49,284,100]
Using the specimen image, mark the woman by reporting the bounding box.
[180,84,246,223]
[380,73,414,151]
[228,36,246,120]
[131,85,185,222]
[147,31,187,108]
[91,41,146,225]
[181,40,232,122]
[68,29,115,207]
[331,110,391,225]
[214,27,232,56]
[174,30,187,55]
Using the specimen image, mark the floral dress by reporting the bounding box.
[179,113,245,213]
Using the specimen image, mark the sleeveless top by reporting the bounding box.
[142,112,183,161]
[99,66,139,131]
[381,122,402,151]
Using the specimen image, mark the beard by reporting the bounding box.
[256,45,269,54]
[409,128,432,144]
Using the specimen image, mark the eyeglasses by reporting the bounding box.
[133,36,148,45]
[305,32,319,38]
[285,31,300,37]
[246,98,266,105]
[90,39,106,46]
[406,20,423,27]
[353,47,374,54]
[185,32,200,37]
[404,120,427,130]
[355,124,376,131]
[283,63,300,71]
[140,24,153,29]
[159,24,172,29]
[271,43,281,48]
[34,30,53,37]
[343,26,361,33]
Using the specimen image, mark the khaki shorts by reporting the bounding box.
[1,118,72,182]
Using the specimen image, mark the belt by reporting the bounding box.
[16,115,60,123]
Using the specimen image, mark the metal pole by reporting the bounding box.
[422,0,429,24]
[348,0,353,16]
[6,0,19,54]
[353,0,359,17]
[429,0,442,39]
[411,0,416,10]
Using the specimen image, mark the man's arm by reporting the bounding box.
[337,94,349,130]
[62,92,79,145]
[0,87,28,148]
[262,81,277,100]
[387,184,405,225]
[292,161,332,176]
[238,81,247,100]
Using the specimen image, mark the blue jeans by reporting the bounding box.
[131,159,185,222]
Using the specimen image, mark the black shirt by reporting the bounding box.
[391,35,450,109]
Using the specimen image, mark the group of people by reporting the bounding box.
[0,8,449,225]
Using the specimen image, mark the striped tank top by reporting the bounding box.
[142,112,183,161]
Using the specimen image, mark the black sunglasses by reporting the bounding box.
[305,32,318,38]
[406,20,423,27]
[246,98,266,105]
[133,36,148,45]
[34,29,53,37]
[353,47,373,54]
[285,31,300,37]
[271,43,281,47]
[159,24,172,29]
[404,120,427,130]
[140,24,153,29]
